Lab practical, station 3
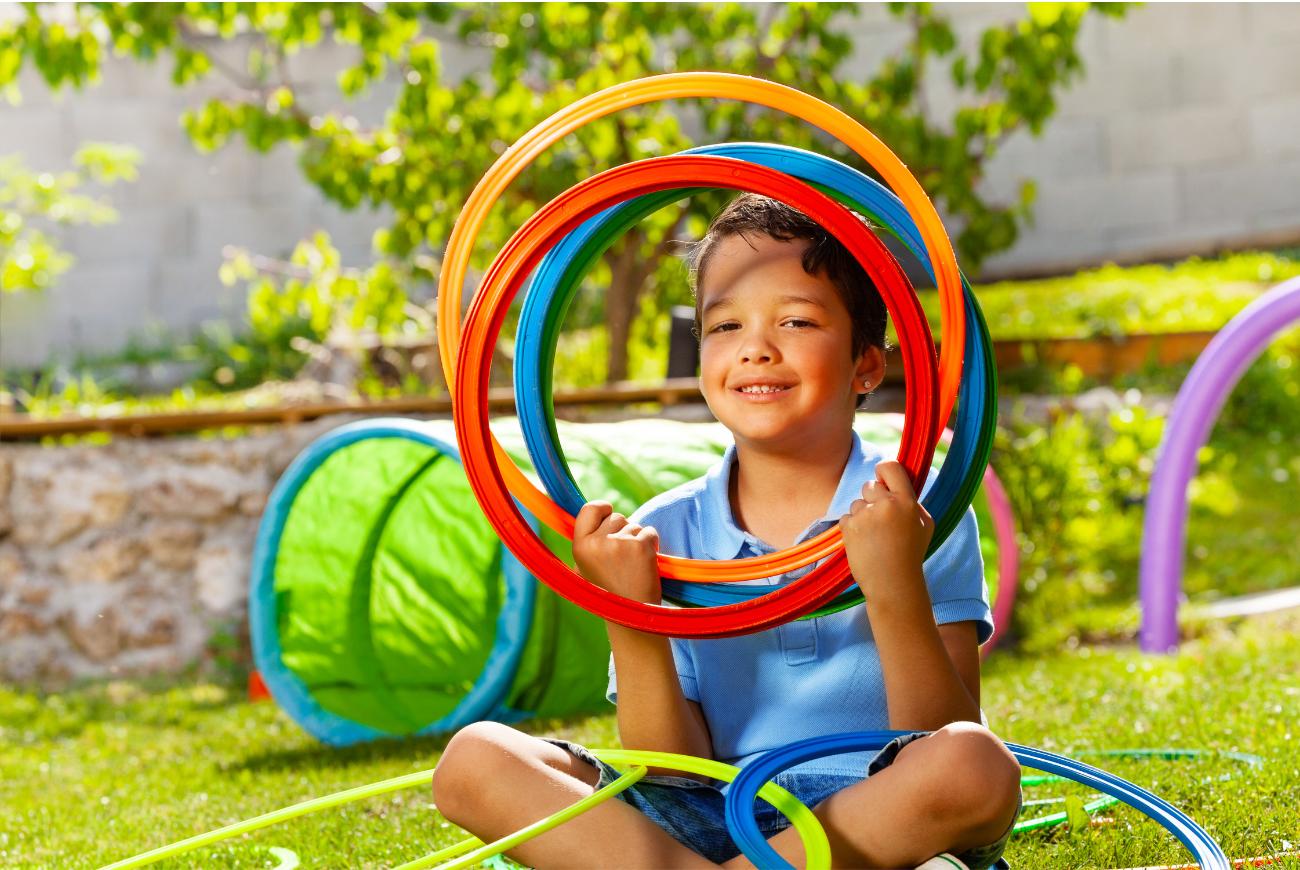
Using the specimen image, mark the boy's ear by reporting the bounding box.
[855,345,886,391]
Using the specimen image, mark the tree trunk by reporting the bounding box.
[604,228,648,384]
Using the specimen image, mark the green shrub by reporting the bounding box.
[993,403,1159,652]
[994,327,1300,651]
[1217,326,1300,440]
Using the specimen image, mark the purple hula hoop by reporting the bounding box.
[1139,277,1300,653]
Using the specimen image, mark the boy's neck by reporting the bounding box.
[727,427,855,551]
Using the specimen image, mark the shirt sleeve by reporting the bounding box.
[921,503,996,644]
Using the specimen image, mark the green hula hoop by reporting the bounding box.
[398,748,832,870]
[102,748,830,870]
[99,769,437,869]
[596,749,832,870]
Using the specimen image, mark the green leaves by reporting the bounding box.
[224,231,426,358]
[72,141,141,184]
[0,144,141,293]
[1064,794,1092,835]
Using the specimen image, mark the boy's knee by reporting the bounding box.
[433,721,523,823]
[917,723,1021,825]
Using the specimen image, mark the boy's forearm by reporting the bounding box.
[607,623,713,764]
[864,568,982,730]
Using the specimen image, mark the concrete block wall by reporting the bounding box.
[2,3,1299,367]
[0,35,401,368]
[971,2,1300,276]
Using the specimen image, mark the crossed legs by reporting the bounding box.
[432,721,1021,869]
[433,721,713,869]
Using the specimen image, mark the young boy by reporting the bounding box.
[433,194,1023,869]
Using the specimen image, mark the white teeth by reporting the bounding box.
[739,385,788,394]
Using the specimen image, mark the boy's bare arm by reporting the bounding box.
[607,624,714,764]
[841,462,983,731]
[573,502,714,775]
[860,567,982,729]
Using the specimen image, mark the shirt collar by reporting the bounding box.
[697,430,882,560]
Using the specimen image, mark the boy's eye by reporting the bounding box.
[706,319,815,334]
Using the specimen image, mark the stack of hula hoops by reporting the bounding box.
[110,73,1241,870]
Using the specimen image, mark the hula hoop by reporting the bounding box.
[1013,748,1261,834]
[397,748,831,870]
[437,73,965,436]
[437,74,969,630]
[99,768,439,869]
[101,744,1249,869]
[511,143,997,616]
[454,155,942,637]
[723,732,1230,870]
[596,749,831,870]
[105,747,830,870]
[1138,277,1300,652]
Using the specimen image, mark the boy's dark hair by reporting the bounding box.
[686,193,889,408]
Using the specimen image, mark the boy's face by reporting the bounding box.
[697,232,883,451]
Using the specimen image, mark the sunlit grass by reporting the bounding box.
[3,612,1298,869]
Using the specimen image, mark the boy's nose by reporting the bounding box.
[739,331,779,363]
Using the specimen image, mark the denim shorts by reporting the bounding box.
[545,731,1019,869]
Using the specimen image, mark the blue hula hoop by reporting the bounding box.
[722,730,1230,870]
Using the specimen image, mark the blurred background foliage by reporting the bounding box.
[0,142,140,293]
[1,1,1128,386]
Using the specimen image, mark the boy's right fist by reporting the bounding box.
[572,501,662,604]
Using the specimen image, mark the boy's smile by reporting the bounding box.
[697,232,883,453]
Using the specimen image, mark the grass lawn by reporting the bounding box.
[2,611,1298,869]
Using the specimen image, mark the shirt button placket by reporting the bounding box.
[777,562,819,665]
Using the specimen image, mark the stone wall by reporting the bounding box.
[1,391,1155,688]
[0,416,368,686]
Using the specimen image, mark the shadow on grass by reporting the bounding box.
[231,707,614,775]
[0,675,253,742]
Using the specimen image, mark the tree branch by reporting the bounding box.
[174,19,261,96]
[910,6,930,122]
[175,17,316,127]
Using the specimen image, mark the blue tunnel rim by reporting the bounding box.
[249,418,539,746]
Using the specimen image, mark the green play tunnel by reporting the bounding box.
[250,416,1002,745]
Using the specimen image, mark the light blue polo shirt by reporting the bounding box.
[607,430,994,779]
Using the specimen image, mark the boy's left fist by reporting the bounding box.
[839,460,934,597]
